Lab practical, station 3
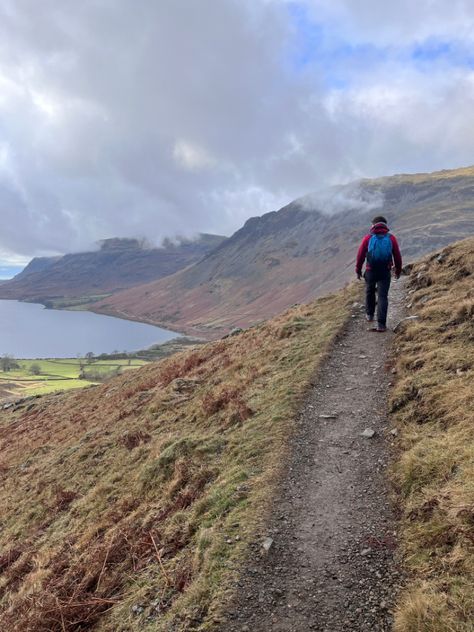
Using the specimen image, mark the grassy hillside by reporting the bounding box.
[390,237,474,631]
[95,165,474,338]
[0,284,356,631]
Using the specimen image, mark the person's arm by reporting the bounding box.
[355,235,369,277]
[390,235,402,277]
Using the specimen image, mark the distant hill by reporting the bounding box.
[0,234,226,302]
[95,166,474,337]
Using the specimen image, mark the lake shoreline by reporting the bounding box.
[19,295,205,340]
[0,299,179,359]
[88,303,217,340]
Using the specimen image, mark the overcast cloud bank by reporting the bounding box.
[1,0,474,265]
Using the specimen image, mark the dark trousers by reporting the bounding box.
[364,269,391,327]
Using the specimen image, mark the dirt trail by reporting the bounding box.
[226,279,406,632]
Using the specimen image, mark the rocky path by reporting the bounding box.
[225,279,406,632]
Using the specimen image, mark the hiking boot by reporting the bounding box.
[369,324,387,332]
[366,314,374,322]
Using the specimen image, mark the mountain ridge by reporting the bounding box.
[94,165,474,337]
[0,233,226,302]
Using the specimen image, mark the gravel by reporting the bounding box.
[223,279,407,632]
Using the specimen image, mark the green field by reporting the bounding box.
[0,358,148,400]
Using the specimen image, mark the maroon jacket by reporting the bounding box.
[355,222,402,276]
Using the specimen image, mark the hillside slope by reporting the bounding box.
[0,234,225,302]
[390,237,474,631]
[95,166,474,337]
[0,283,356,631]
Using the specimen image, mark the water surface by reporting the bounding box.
[0,300,177,358]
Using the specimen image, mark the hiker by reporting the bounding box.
[355,216,402,332]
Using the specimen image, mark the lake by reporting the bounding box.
[0,300,178,358]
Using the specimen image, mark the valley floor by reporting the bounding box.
[225,279,407,631]
[0,358,148,400]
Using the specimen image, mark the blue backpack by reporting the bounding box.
[367,233,392,268]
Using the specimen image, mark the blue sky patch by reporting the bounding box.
[286,2,389,88]
[286,2,474,85]
[409,39,474,69]
[0,265,24,280]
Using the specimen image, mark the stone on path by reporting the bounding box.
[393,315,420,332]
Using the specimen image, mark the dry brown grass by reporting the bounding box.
[390,237,474,632]
[0,284,356,631]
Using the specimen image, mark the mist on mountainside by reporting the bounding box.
[297,182,385,216]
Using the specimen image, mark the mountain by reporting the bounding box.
[0,234,226,302]
[94,166,474,337]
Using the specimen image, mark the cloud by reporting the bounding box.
[173,140,216,171]
[0,0,474,263]
[0,0,302,257]
[0,247,29,267]
[298,182,384,215]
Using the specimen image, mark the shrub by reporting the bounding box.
[29,363,41,375]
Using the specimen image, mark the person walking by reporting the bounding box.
[355,216,402,332]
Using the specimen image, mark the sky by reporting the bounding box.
[1,0,474,274]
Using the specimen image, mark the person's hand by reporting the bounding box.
[394,273,400,280]
[357,272,362,280]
